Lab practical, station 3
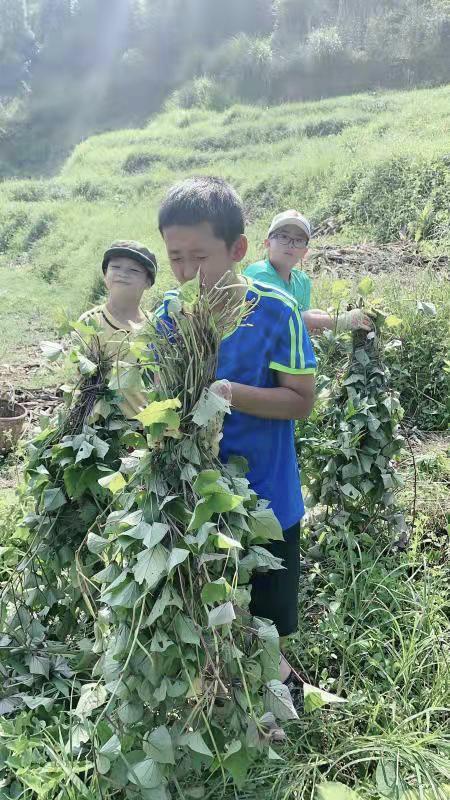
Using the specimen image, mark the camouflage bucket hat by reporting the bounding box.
[102,240,158,284]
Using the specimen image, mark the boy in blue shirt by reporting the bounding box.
[156,177,316,687]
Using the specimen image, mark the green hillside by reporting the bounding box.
[0,84,449,372]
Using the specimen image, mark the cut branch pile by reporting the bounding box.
[307,241,449,277]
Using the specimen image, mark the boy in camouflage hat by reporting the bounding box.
[78,240,157,418]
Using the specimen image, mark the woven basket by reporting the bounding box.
[0,399,27,454]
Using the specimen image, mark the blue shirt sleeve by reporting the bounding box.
[269,303,316,374]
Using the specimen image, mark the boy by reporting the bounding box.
[244,209,371,333]
[156,177,316,689]
[78,239,157,418]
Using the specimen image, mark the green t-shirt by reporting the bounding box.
[243,259,311,311]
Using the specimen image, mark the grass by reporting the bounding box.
[0,84,449,377]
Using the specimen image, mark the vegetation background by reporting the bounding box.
[0,2,449,799]
[1,0,450,178]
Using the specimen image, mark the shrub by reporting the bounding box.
[303,118,349,138]
[10,182,47,202]
[166,75,231,112]
[122,151,163,175]
[24,213,55,249]
[384,306,450,430]
[328,156,450,243]
[72,180,107,201]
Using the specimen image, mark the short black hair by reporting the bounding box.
[158,176,245,248]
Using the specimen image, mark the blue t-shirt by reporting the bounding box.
[156,280,316,529]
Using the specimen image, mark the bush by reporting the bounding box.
[166,75,231,111]
[385,306,450,430]
[10,182,47,202]
[72,180,107,201]
[328,156,450,243]
[24,212,55,249]
[122,151,163,175]
[303,118,349,138]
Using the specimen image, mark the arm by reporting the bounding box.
[303,308,373,334]
[303,309,334,333]
[229,372,315,420]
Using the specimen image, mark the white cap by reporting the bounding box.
[268,209,311,240]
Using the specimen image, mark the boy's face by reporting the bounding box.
[162,222,247,290]
[104,256,152,299]
[265,224,309,271]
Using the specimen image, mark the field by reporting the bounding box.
[0,84,449,799]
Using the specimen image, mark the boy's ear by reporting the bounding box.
[230,234,248,263]
[263,238,271,248]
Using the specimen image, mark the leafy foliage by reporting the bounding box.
[0,280,290,797]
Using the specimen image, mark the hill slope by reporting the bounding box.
[0,84,449,372]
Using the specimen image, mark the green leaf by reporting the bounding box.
[385,315,403,329]
[208,601,236,627]
[43,487,66,512]
[136,399,181,430]
[194,469,224,496]
[64,464,100,499]
[223,741,250,788]
[239,546,285,572]
[87,532,109,555]
[75,683,108,719]
[264,679,299,721]
[102,576,141,608]
[316,782,363,800]
[303,683,347,713]
[128,757,162,789]
[416,300,437,316]
[179,275,200,305]
[21,696,55,710]
[181,731,213,758]
[201,578,231,605]
[27,654,50,679]
[268,746,284,761]
[358,276,375,297]
[376,761,401,797]
[174,613,201,645]
[167,547,189,574]
[118,702,144,724]
[78,354,98,375]
[75,441,95,463]
[98,471,126,494]
[255,620,280,682]
[341,483,361,500]
[145,585,183,627]
[127,521,168,547]
[96,754,111,775]
[40,340,65,360]
[188,493,244,531]
[215,532,243,550]
[331,279,351,302]
[248,508,284,543]
[100,735,121,759]
[145,726,175,765]
[133,544,168,588]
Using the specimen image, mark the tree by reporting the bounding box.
[0,0,36,99]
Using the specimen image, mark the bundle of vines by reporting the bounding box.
[307,242,448,277]
[0,281,299,797]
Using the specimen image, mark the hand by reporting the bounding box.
[209,379,232,404]
[336,309,373,333]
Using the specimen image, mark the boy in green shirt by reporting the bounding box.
[78,239,157,418]
[244,210,371,333]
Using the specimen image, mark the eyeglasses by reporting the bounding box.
[269,232,309,249]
